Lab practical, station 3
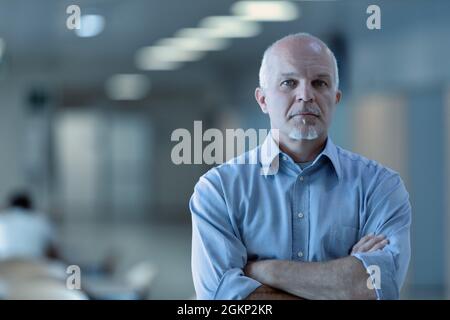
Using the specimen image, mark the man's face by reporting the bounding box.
[256,39,341,142]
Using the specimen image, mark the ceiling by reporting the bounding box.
[0,0,447,93]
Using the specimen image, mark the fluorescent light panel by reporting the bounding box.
[157,37,229,51]
[199,16,261,38]
[135,57,182,71]
[231,1,299,21]
[135,45,206,71]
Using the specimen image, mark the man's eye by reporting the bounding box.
[312,80,328,88]
[281,80,296,87]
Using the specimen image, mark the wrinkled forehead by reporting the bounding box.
[270,39,335,76]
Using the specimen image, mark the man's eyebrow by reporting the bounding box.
[278,72,332,79]
[316,73,332,79]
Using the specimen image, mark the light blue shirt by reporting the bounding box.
[190,133,411,300]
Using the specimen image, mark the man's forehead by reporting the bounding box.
[275,37,329,56]
[270,39,334,69]
[278,68,332,77]
[272,54,334,77]
[307,41,323,54]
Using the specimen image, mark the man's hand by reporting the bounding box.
[350,233,389,255]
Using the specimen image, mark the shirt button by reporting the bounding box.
[297,212,304,219]
[299,176,304,181]
[297,251,304,258]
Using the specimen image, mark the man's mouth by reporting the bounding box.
[289,112,319,119]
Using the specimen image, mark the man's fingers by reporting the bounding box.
[351,234,389,254]
[351,233,375,254]
[359,233,375,243]
[367,239,389,252]
[358,235,386,252]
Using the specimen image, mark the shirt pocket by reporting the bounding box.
[324,225,359,259]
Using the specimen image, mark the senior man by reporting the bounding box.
[189,33,411,300]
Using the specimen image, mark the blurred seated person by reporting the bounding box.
[0,191,59,261]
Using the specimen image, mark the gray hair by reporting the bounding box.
[258,33,339,90]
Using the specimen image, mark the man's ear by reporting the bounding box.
[255,87,268,114]
[335,90,342,104]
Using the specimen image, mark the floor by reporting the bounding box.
[58,221,195,299]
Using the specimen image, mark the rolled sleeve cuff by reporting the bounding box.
[213,268,263,300]
[352,251,399,300]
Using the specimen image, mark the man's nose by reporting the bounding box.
[296,81,314,102]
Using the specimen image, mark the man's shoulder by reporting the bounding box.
[335,145,401,181]
[195,147,261,187]
[207,146,260,172]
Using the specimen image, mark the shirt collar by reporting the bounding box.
[319,137,342,181]
[260,131,281,176]
[259,131,342,180]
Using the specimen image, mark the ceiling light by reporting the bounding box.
[199,16,261,38]
[231,1,299,21]
[175,28,220,39]
[75,15,105,38]
[156,37,229,51]
[135,57,182,71]
[135,45,205,69]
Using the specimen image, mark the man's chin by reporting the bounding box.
[288,128,320,141]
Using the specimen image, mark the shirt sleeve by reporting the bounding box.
[352,172,411,300]
[189,170,262,300]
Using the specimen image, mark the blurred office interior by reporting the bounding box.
[0,0,449,299]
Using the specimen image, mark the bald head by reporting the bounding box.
[258,33,339,90]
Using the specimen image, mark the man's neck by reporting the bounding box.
[277,133,327,163]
